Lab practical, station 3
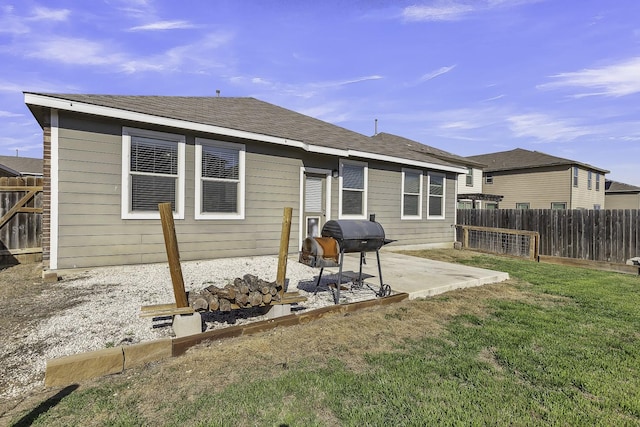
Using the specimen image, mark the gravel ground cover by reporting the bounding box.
[0,255,380,400]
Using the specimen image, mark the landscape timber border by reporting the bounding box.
[44,292,409,388]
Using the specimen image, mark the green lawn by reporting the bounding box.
[12,254,640,426]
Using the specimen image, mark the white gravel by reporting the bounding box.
[2,255,383,400]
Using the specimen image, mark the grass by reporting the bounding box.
[9,250,640,426]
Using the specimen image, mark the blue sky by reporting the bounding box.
[1,0,640,185]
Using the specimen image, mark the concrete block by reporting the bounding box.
[172,312,203,338]
[45,347,124,388]
[42,270,58,283]
[123,338,172,370]
[266,304,291,319]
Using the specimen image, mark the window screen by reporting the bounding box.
[342,163,365,216]
[428,174,444,217]
[201,144,240,214]
[129,136,178,212]
[403,171,421,217]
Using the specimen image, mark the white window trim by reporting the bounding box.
[401,168,423,220]
[338,159,368,219]
[121,127,185,220]
[195,138,245,220]
[427,172,446,220]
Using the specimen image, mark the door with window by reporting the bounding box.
[304,173,326,237]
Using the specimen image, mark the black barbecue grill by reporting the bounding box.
[299,218,394,303]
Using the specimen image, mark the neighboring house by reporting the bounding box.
[0,155,43,177]
[24,93,468,270]
[466,148,609,210]
[456,165,504,209]
[605,180,640,209]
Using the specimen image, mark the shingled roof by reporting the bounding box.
[605,180,640,193]
[370,133,485,169]
[0,155,43,176]
[466,148,609,174]
[24,93,467,172]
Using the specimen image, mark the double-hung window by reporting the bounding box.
[588,171,593,190]
[122,128,185,219]
[195,138,245,219]
[427,172,445,219]
[402,168,422,219]
[465,168,473,187]
[340,160,367,218]
[573,167,579,187]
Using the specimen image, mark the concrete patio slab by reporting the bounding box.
[323,251,509,300]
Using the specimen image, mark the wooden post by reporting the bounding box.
[158,203,188,308]
[276,207,293,293]
[463,227,469,249]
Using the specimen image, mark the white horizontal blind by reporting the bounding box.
[305,176,323,212]
[428,174,444,217]
[201,144,240,213]
[342,163,364,215]
[130,136,178,211]
[403,171,420,216]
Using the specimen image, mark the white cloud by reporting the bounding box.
[24,36,126,66]
[129,20,196,31]
[507,113,592,142]
[539,57,640,97]
[0,111,23,118]
[121,32,234,73]
[419,65,456,82]
[403,3,474,22]
[313,75,383,88]
[29,6,71,22]
[402,0,541,22]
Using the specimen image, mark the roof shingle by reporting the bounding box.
[466,148,609,174]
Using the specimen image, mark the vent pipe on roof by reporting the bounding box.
[374,118,378,136]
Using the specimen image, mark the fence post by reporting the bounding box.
[463,227,469,249]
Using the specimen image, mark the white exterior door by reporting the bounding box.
[304,173,326,237]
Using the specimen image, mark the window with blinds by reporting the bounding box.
[130,136,178,211]
[195,139,245,219]
[428,173,445,218]
[340,161,367,217]
[402,169,422,219]
[122,128,185,219]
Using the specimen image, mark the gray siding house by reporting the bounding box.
[467,148,609,210]
[25,93,467,270]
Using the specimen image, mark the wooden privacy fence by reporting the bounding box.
[457,209,639,264]
[0,176,43,256]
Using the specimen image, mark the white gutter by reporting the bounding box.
[25,93,467,174]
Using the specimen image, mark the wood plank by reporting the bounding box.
[139,306,195,318]
[158,202,189,308]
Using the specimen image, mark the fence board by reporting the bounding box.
[457,208,640,264]
[0,177,43,252]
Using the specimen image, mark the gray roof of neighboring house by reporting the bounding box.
[0,155,43,176]
[466,148,609,174]
[605,180,640,193]
[370,133,486,169]
[24,93,465,171]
